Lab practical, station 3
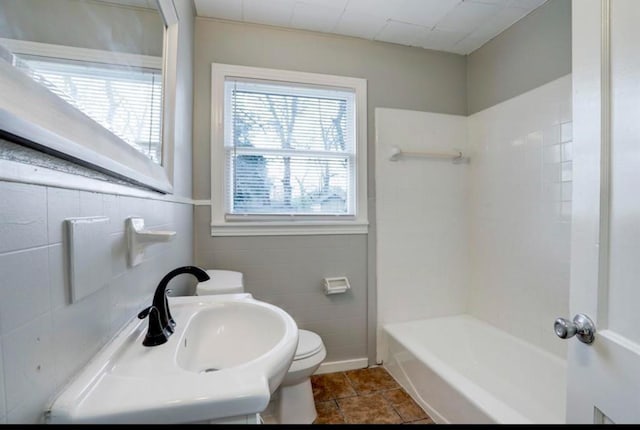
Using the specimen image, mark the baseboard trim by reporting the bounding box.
[314,358,369,375]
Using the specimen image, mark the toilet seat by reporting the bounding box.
[294,330,323,360]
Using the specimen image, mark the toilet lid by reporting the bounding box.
[196,270,244,295]
[295,330,323,360]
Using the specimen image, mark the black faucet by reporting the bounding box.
[137,266,210,347]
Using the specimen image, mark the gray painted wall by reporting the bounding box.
[466,0,571,114]
[0,0,195,423]
[192,18,467,364]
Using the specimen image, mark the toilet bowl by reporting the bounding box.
[274,329,326,424]
[196,270,327,424]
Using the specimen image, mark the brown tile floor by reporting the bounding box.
[311,366,434,425]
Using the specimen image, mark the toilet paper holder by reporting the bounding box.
[323,277,351,295]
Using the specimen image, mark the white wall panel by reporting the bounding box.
[468,75,572,358]
[375,108,470,360]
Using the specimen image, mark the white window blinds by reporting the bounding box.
[14,54,163,164]
[224,78,356,218]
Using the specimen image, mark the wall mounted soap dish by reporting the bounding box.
[126,217,176,267]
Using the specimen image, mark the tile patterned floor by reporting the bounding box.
[311,366,434,425]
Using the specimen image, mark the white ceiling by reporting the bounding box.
[194,0,548,55]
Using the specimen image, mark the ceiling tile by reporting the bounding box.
[334,11,389,40]
[243,0,295,27]
[451,35,488,54]
[193,0,549,56]
[374,20,430,48]
[468,6,529,41]
[296,0,348,11]
[290,2,344,33]
[390,0,461,28]
[419,28,467,52]
[345,0,406,19]
[435,1,502,32]
[194,0,242,21]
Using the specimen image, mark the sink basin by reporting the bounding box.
[177,301,289,376]
[46,294,298,424]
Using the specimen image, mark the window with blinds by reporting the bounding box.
[224,78,356,218]
[13,54,163,164]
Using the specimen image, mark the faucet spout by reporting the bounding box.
[138,266,210,347]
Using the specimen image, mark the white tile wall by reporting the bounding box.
[374,75,572,360]
[0,182,47,254]
[374,108,470,360]
[467,75,572,358]
[0,247,51,334]
[2,313,57,419]
[0,179,194,423]
[46,187,80,244]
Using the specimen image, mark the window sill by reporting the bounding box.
[210,221,369,236]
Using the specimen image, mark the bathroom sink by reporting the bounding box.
[176,301,290,375]
[46,294,299,424]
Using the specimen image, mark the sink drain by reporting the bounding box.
[201,367,219,373]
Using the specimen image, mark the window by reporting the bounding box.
[13,53,163,164]
[211,63,368,236]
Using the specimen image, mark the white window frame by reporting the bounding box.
[210,63,368,236]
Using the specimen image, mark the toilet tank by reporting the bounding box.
[196,270,245,295]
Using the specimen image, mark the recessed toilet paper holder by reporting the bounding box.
[323,277,351,295]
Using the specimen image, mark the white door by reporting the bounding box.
[565,0,640,423]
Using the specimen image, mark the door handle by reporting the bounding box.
[554,313,596,344]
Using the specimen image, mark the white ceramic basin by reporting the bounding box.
[46,294,298,424]
[177,301,289,376]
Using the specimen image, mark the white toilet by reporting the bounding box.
[196,270,327,424]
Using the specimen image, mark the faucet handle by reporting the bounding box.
[165,294,176,330]
[138,306,152,319]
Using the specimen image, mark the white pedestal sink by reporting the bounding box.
[45,294,298,424]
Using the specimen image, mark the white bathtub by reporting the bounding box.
[382,315,566,424]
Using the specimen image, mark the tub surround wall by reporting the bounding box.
[374,108,470,361]
[192,18,467,366]
[0,0,196,424]
[468,75,572,358]
[375,75,572,360]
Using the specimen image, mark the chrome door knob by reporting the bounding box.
[554,313,596,344]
